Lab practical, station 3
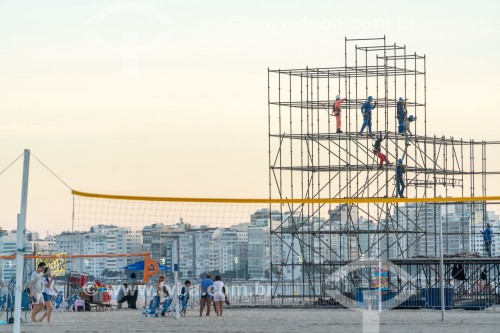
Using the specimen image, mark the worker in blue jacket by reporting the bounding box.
[481,224,493,257]
[396,159,406,198]
[359,96,377,135]
[396,97,407,133]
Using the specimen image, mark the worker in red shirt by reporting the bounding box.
[332,95,347,133]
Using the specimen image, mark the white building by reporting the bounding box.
[27,240,56,253]
[54,232,85,273]
[82,232,106,277]
[124,231,143,265]
[208,228,248,274]
[142,220,189,274]
[54,225,141,278]
[179,228,218,278]
[394,203,498,258]
[248,219,271,278]
[0,230,31,282]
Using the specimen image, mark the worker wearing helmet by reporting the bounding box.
[404,115,417,136]
[396,97,407,134]
[359,96,377,135]
[332,95,347,133]
[396,159,406,198]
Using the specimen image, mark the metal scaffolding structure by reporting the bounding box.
[268,36,500,305]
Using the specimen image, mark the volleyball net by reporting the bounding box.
[69,189,500,280]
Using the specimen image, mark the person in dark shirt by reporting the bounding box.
[396,159,406,198]
[481,224,493,257]
[180,280,191,316]
[373,133,388,153]
[359,96,377,135]
[396,97,407,133]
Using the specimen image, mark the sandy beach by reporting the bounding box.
[0,307,498,333]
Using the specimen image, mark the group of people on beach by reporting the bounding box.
[116,272,227,318]
[199,274,227,317]
[30,261,59,323]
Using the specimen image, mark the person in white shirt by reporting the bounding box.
[212,275,225,317]
[30,262,46,322]
[38,267,59,323]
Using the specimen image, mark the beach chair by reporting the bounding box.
[65,294,78,312]
[142,295,160,317]
[160,297,174,318]
[3,290,30,323]
[0,295,6,318]
[20,290,31,323]
[54,292,65,313]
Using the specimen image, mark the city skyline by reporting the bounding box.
[1,204,498,282]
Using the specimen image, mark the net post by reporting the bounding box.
[14,149,30,333]
[174,264,179,319]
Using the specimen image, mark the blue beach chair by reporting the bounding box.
[142,296,160,317]
[0,295,6,318]
[65,294,78,312]
[20,290,31,323]
[54,292,64,313]
[160,297,174,318]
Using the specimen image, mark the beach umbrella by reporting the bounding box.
[121,260,170,271]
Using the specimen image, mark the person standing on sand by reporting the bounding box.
[199,274,213,317]
[29,262,46,322]
[180,280,191,316]
[212,275,225,317]
[38,267,59,323]
[127,272,140,309]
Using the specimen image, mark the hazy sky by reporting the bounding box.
[1,0,499,235]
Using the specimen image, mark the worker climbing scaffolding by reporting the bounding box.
[396,97,407,134]
[373,133,387,153]
[372,133,393,170]
[396,159,406,198]
[373,149,393,170]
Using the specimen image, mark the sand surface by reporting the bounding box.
[0,307,499,333]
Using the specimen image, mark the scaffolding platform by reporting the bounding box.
[268,36,500,305]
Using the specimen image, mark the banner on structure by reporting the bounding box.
[35,252,66,276]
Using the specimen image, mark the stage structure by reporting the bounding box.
[268,36,500,305]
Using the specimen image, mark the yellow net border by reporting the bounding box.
[72,189,500,204]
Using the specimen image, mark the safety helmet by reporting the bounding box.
[408,115,414,121]
[398,159,403,164]
[335,95,341,100]
[399,97,404,101]
[368,96,373,100]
